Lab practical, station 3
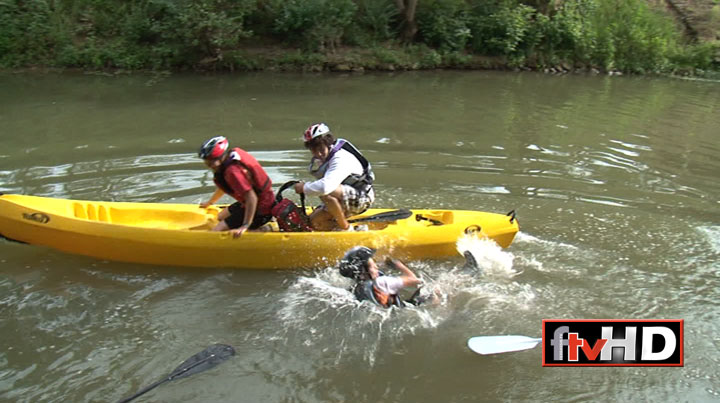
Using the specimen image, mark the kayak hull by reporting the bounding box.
[0,194,519,269]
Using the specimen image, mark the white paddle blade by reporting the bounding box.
[467,335,542,355]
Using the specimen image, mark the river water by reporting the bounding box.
[0,71,718,402]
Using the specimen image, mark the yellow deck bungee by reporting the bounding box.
[0,193,519,269]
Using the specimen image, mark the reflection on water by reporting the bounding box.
[0,151,303,202]
[0,71,719,401]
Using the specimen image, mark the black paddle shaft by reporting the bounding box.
[117,344,235,403]
[348,209,413,224]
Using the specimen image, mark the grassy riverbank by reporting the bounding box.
[1,0,718,76]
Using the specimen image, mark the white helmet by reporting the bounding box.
[303,123,331,142]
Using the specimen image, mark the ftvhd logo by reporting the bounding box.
[542,319,683,367]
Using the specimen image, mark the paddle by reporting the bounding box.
[118,344,235,403]
[348,209,413,224]
[467,335,542,355]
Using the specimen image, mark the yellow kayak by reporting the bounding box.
[0,193,519,269]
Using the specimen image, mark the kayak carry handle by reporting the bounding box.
[506,210,516,224]
[275,180,307,216]
[275,180,299,203]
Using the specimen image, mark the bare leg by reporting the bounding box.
[309,208,336,231]
[319,186,349,230]
[211,207,231,231]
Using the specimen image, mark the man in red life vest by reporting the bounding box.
[198,136,275,238]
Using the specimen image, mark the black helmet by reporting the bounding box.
[338,246,375,280]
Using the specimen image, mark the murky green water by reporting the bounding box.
[1,71,719,402]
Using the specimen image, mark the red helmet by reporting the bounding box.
[303,123,331,143]
[198,136,229,159]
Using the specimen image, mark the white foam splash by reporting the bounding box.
[514,231,578,250]
[461,281,537,313]
[697,226,720,253]
[277,266,452,366]
[456,234,517,278]
[516,255,545,272]
[274,236,539,366]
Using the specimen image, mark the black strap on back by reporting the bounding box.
[340,142,372,182]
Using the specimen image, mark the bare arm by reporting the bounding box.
[303,151,361,196]
[231,189,257,238]
[201,188,225,208]
[386,258,422,288]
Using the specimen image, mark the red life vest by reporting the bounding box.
[214,148,274,214]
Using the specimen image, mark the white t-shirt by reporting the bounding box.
[303,148,364,196]
[374,276,405,295]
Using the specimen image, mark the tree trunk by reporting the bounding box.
[665,0,699,41]
[395,0,418,42]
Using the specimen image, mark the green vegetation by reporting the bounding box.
[1,0,717,75]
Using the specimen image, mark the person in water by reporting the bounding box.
[337,246,437,308]
[293,123,375,231]
[198,136,275,238]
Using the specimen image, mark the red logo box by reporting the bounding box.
[542,319,683,367]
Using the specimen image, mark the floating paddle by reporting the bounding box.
[348,209,413,224]
[118,344,235,403]
[467,335,542,355]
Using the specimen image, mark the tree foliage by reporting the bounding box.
[0,0,716,73]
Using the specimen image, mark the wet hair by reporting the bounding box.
[305,133,335,150]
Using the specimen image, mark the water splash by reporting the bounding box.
[514,231,578,250]
[276,269,439,367]
[456,234,517,278]
[274,235,531,366]
[697,226,720,253]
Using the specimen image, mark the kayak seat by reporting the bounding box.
[71,202,208,229]
[109,208,208,229]
[73,202,111,223]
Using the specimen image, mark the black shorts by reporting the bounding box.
[224,202,272,230]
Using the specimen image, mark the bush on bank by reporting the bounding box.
[0,0,717,75]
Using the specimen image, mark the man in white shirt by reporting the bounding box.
[294,123,375,231]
